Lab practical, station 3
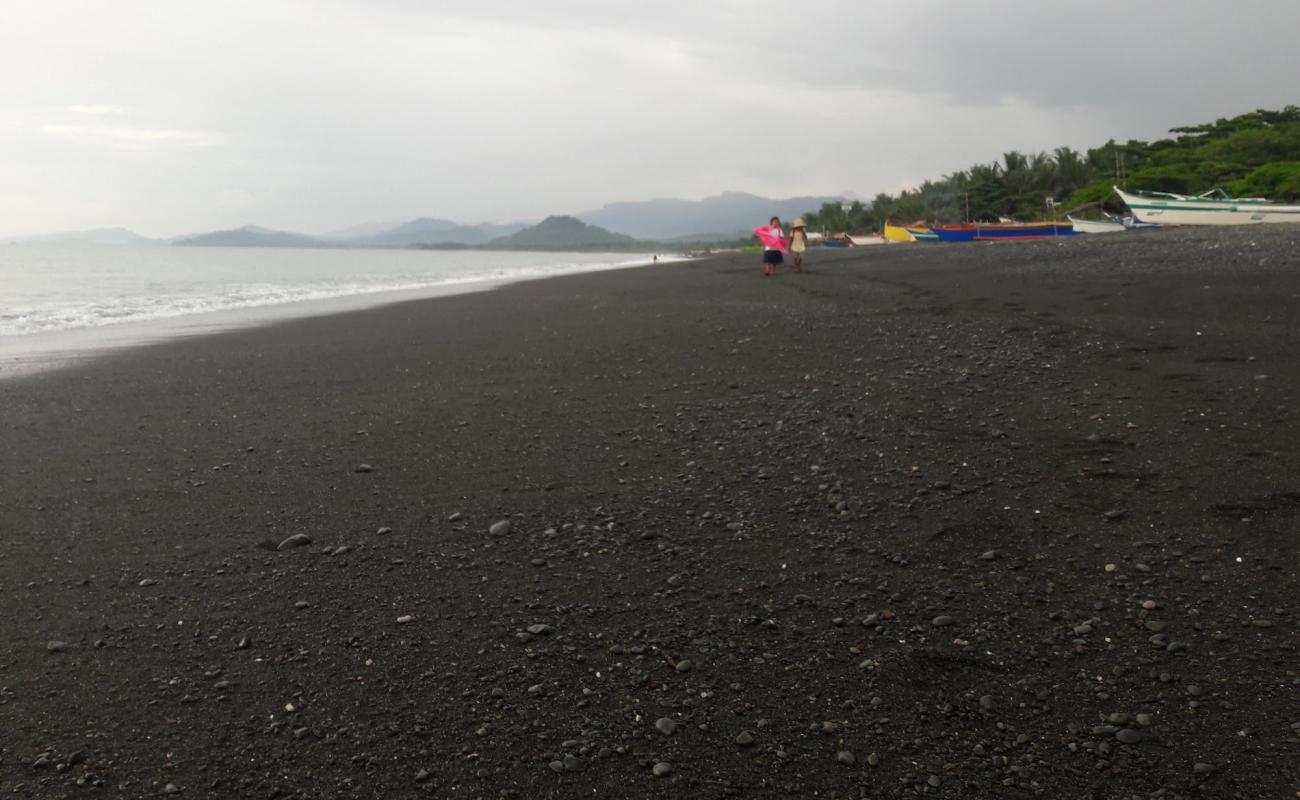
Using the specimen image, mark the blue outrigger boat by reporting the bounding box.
[932,222,1079,242]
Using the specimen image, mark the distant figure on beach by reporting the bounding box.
[789,218,809,273]
[754,216,788,277]
[653,254,658,265]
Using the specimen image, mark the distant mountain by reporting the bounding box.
[7,227,163,246]
[487,216,642,250]
[350,217,529,247]
[319,220,403,240]
[172,225,330,248]
[576,191,847,241]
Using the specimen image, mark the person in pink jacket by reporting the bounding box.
[754,217,788,277]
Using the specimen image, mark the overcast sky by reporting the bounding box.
[2,0,1297,237]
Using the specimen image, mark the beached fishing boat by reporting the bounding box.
[883,223,914,243]
[1066,214,1163,234]
[1115,186,1300,225]
[849,234,886,246]
[931,222,1078,242]
[976,222,1077,240]
[932,225,976,243]
[1067,215,1126,234]
[904,225,939,242]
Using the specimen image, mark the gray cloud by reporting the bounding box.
[1,0,1296,236]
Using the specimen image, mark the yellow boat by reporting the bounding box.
[883,223,915,243]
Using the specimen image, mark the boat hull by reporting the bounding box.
[904,226,939,242]
[975,222,1078,240]
[1067,215,1126,234]
[1116,187,1300,225]
[932,225,976,242]
[883,224,914,243]
[934,222,1078,242]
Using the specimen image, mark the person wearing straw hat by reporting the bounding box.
[789,218,809,273]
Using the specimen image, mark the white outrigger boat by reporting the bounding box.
[1115,186,1300,225]
[1066,214,1161,234]
[1067,215,1126,234]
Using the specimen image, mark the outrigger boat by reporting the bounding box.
[849,234,886,246]
[1115,186,1300,225]
[1066,214,1162,234]
[1067,215,1126,234]
[883,223,914,242]
[931,222,1078,242]
[904,225,939,242]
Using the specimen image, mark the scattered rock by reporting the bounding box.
[489,519,512,537]
[277,533,312,550]
[836,750,856,766]
[1116,729,1143,744]
[652,762,672,778]
[655,717,677,735]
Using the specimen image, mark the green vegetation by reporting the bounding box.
[800,107,1300,231]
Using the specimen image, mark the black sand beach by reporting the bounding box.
[2,228,1298,798]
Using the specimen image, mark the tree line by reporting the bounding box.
[801,107,1300,232]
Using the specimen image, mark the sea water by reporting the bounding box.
[0,245,663,377]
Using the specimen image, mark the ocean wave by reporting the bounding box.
[0,255,662,337]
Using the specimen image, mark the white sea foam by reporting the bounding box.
[0,246,679,378]
[0,247,669,337]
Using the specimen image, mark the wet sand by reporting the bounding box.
[1,226,1297,798]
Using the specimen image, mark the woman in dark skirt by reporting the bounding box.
[759,216,786,276]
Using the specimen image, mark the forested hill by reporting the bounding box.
[802,107,1300,231]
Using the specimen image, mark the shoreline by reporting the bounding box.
[1,226,1296,797]
[0,251,674,381]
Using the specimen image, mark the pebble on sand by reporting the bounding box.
[489,519,512,537]
[277,533,312,551]
[652,762,673,777]
[1116,729,1143,744]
